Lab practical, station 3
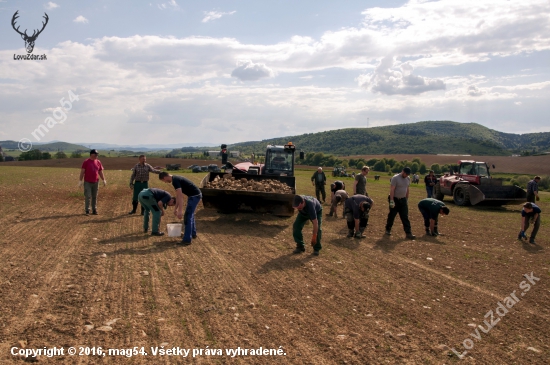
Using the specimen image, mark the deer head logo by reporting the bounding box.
[12,11,49,54]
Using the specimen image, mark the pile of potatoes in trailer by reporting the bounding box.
[205,174,293,194]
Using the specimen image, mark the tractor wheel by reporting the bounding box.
[434,183,444,200]
[453,185,471,206]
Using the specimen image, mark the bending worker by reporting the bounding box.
[519,202,541,245]
[345,194,374,238]
[159,172,202,246]
[292,195,323,256]
[328,189,349,218]
[138,188,176,236]
[417,198,449,236]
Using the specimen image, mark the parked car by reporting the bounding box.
[200,166,209,172]
[192,166,202,173]
[208,164,221,172]
[188,164,199,169]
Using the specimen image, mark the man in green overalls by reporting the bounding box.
[138,188,176,236]
[129,155,162,215]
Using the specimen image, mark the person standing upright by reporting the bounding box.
[311,167,327,203]
[526,176,541,203]
[354,166,369,196]
[129,155,162,215]
[424,170,437,198]
[385,167,415,239]
[159,172,202,246]
[79,149,106,216]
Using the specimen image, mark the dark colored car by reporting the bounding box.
[208,164,221,172]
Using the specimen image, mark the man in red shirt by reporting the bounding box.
[79,149,106,215]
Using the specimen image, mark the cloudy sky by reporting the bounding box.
[1,0,549,146]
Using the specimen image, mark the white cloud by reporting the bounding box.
[467,85,484,97]
[202,10,236,23]
[2,1,550,143]
[73,16,88,24]
[231,60,275,81]
[357,56,446,95]
[44,2,58,10]
[157,0,178,10]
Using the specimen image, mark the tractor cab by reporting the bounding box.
[264,143,296,176]
[453,160,491,185]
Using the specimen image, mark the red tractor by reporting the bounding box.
[434,160,526,206]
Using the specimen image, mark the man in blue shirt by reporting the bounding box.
[160,172,202,246]
[519,202,541,245]
[138,188,176,236]
[292,195,323,256]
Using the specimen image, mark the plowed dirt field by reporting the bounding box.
[0,166,548,364]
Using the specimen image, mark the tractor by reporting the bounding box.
[434,160,526,206]
[332,166,349,177]
[200,143,299,216]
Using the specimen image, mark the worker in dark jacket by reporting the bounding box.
[345,194,374,238]
[518,202,541,245]
[330,180,345,201]
[424,170,437,198]
[417,198,449,236]
[311,167,327,203]
[292,195,322,256]
[526,176,541,203]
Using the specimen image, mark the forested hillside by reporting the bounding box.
[229,121,550,156]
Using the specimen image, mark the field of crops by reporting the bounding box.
[0,165,548,364]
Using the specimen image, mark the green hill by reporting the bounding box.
[0,141,88,152]
[228,121,550,156]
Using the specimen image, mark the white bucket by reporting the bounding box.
[167,223,182,237]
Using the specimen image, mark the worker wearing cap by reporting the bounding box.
[345,194,374,238]
[311,167,327,203]
[518,202,541,245]
[292,195,322,256]
[79,149,106,216]
[417,198,449,236]
[138,188,176,236]
[129,154,162,215]
[385,167,415,239]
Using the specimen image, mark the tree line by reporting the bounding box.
[17,149,83,161]
[299,152,451,174]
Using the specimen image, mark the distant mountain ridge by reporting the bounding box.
[228,121,550,156]
[0,141,88,152]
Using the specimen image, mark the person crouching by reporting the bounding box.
[138,188,176,236]
[344,194,374,239]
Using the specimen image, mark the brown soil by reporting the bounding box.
[4,154,550,176]
[0,167,548,364]
[343,154,550,175]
